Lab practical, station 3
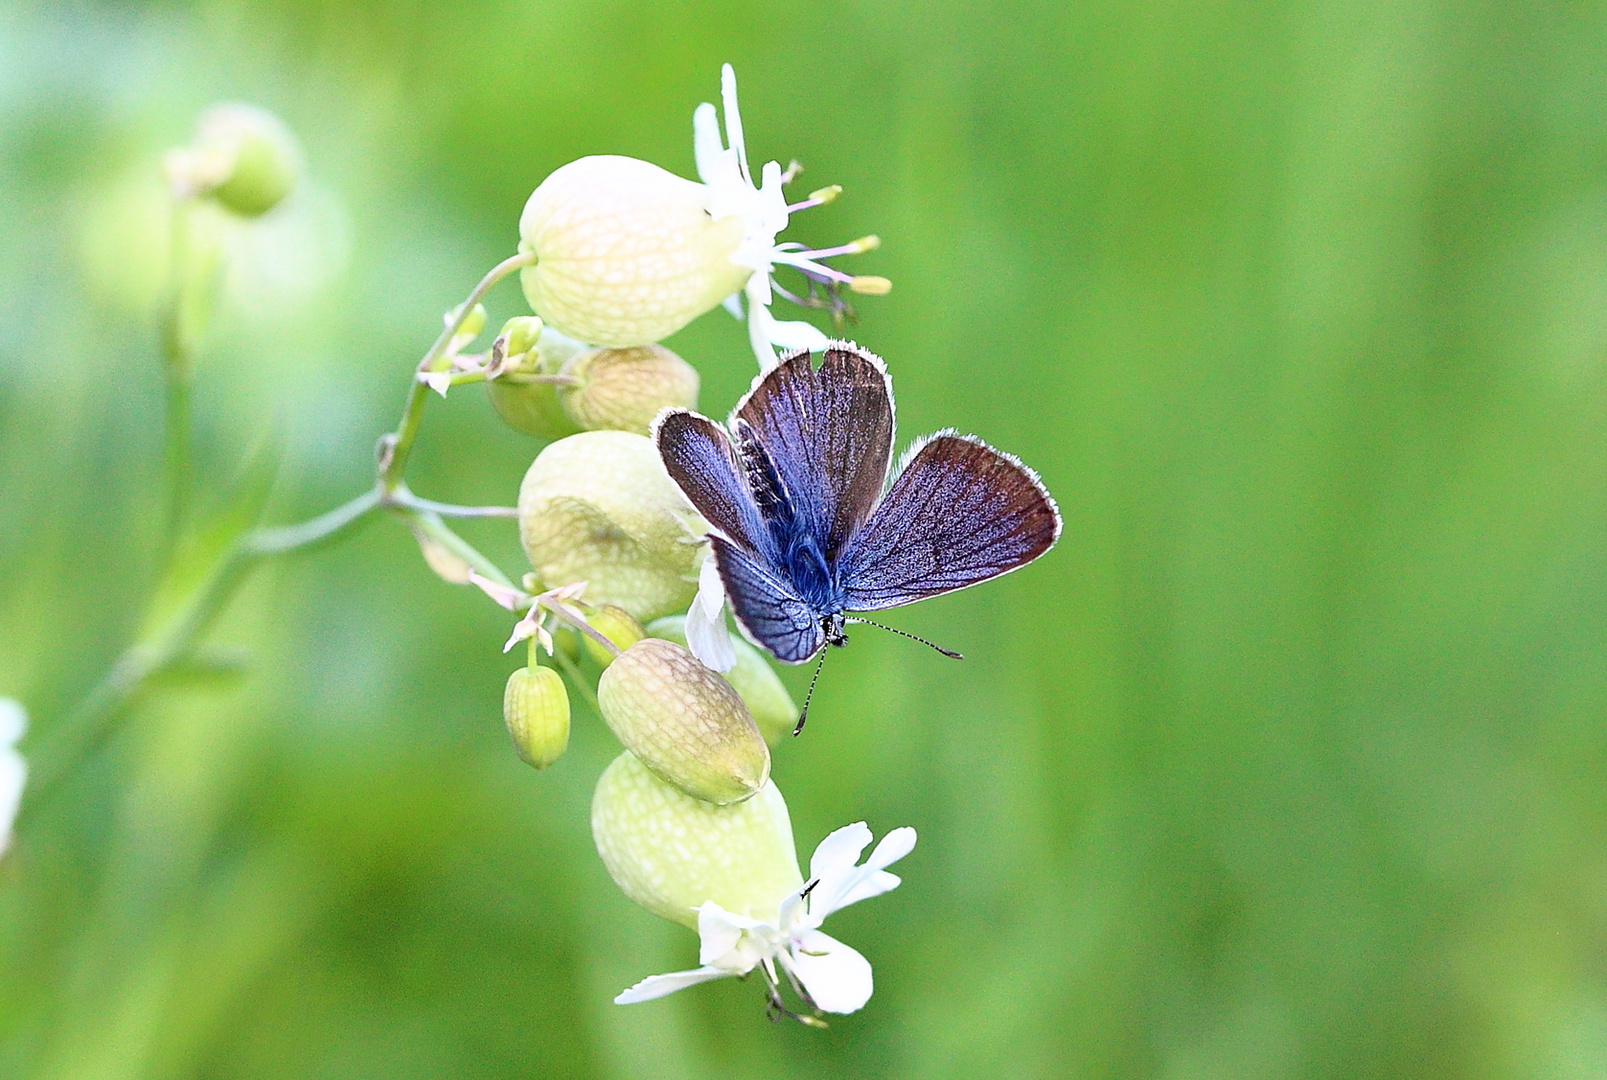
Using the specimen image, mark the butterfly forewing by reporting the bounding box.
[710,536,826,663]
[836,433,1061,611]
[654,410,771,556]
[733,346,894,562]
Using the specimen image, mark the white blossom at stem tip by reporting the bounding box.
[614,822,916,1017]
[695,64,881,368]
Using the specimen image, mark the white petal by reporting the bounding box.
[764,316,831,353]
[788,930,874,1014]
[756,160,790,235]
[614,965,733,1005]
[693,101,724,186]
[865,825,918,873]
[0,700,25,747]
[420,370,452,397]
[810,822,873,883]
[721,292,745,320]
[695,901,768,966]
[746,283,780,369]
[720,63,750,185]
[685,557,736,672]
[831,869,902,912]
[467,570,525,612]
[810,825,916,919]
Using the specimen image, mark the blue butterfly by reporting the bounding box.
[654,343,1061,724]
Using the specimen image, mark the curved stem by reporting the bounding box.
[404,510,516,589]
[31,252,538,820]
[387,489,518,519]
[245,488,383,555]
[381,250,535,491]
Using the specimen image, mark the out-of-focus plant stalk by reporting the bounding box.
[160,196,198,554]
[26,251,540,822]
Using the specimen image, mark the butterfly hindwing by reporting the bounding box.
[837,432,1061,611]
[733,345,894,563]
[711,535,826,663]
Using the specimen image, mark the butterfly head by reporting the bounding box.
[822,610,849,649]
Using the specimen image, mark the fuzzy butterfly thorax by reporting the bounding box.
[654,343,1061,671]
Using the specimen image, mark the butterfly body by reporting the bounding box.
[655,344,1060,666]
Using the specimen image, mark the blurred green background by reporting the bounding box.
[5,0,1607,1076]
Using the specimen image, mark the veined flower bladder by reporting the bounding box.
[598,752,917,1022]
[518,65,886,366]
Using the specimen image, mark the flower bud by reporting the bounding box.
[504,665,570,769]
[518,155,751,347]
[500,315,546,358]
[487,322,587,441]
[646,616,798,745]
[592,750,802,927]
[560,345,699,436]
[177,104,301,217]
[517,431,702,621]
[583,604,646,668]
[598,639,769,804]
[450,302,487,348]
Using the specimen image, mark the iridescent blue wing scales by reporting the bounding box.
[837,432,1061,611]
[653,410,771,556]
[710,536,825,663]
[732,344,894,563]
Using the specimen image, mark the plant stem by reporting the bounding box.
[28,251,537,819]
[160,197,196,551]
[245,488,383,556]
[550,645,600,715]
[382,250,535,491]
[387,487,518,519]
[404,510,516,589]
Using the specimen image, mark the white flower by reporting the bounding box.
[0,699,27,858]
[694,65,886,368]
[615,821,915,1017]
[516,66,886,364]
[684,553,736,672]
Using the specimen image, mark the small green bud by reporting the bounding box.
[452,302,487,345]
[517,431,702,621]
[518,155,751,347]
[598,639,770,804]
[646,616,798,745]
[499,315,546,359]
[504,665,570,769]
[592,750,802,927]
[181,104,302,217]
[560,345,700,436]
[583,604,646,667]
[487,323,587,440]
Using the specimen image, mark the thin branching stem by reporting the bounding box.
[30,250,539,820]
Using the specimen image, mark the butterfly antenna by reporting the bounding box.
[794,650,830,737]
[844,618,964,660]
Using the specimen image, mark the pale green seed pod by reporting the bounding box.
[487,322,588,440]
[517,432,702,621]
[583,604,646,668]
[518,155,751,347]
[504,665,570,769]
[560,345,700,437]
[191,104,301,217]
[646,615,798,746]
[592,750,802,927]
[598,639,770,805]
